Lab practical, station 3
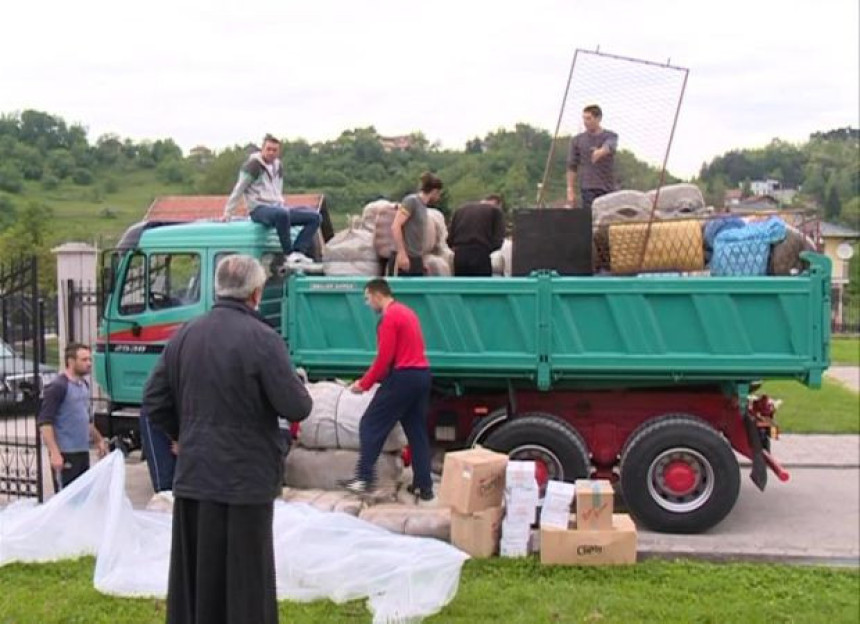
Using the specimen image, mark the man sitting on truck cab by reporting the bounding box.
[222,134,321,266]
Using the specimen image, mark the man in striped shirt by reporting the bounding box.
[341,278,435,504]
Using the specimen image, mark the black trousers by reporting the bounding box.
[356,369,433,491]
[453,245,492,276]
[581,188,609,211]
[167,497,277,624]
[51,451,89,493]
[385,255,424,276]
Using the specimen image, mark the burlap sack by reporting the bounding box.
[282,487,364,515]
[592,190,652,226]
[359,504,451,541]
[647,183,706,217]
[284,447,403,491]
[298,382,407,452]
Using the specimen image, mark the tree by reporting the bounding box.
[741,178,752,198]
[825,186,841,220]
[47,149,76,179]
[0,201,56,292]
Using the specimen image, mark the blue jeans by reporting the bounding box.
[356,369,433,491]
[250,204,322,256]
[140,408,176,492]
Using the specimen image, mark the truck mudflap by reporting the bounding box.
[744,393,792,490]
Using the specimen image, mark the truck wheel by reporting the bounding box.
[619,414,740,534]
[485,412,590,489]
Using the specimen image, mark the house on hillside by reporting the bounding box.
[378,135,414,152]
[820,222,860,331]
[750,179,781,196]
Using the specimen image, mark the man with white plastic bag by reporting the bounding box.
[143,255,312,624]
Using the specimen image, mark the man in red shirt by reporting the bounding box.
[340,278,435,503]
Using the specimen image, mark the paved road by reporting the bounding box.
[826,366,860,393]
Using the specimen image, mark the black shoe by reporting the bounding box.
[406,484,436,503]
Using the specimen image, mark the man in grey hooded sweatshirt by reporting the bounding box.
[223,134,321,264]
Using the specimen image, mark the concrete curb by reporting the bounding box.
[637,550,860,568]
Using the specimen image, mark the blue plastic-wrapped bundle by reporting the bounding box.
[709,216,787,276]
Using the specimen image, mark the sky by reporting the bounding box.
[1,0,857,178]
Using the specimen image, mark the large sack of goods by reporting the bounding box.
[322,218,380,276]
[284,447,403,491]
[708,216,787,277]
[423,208,454,276]
[361,199,396,233]
[282,488,364,516]
[592,190,653,226]
[646,183,707,217]
[769,225,815,275]
[373,202,399,259]
[490,238,513,277]
[298,381,407,452]
[609,220,705,274]
[359,504,451,541]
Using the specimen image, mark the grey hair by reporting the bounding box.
[215,254,267,300]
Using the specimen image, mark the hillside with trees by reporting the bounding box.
[0,109,856,293]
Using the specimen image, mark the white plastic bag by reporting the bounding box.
[0,451,469,624]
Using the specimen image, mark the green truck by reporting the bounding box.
[95,219,831,534]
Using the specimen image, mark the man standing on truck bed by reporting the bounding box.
[341,278,435,504]
[223,134,321,266]
[388,172,444,276]
[143,254,312,624]
[566,104,618,210]
[38,343,108,492]
[447,194,506,276]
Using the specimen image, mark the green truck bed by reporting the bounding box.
[285,253,831,390]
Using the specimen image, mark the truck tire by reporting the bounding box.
[619,414,740,534]
[484,412,590,487]
[466,408,508,447]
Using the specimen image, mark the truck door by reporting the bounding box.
[101,251,203,405]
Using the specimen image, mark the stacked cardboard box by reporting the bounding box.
[540,479,637,566]
[500,461,539,557]
[440,448,509,558]
[539,480,576,529]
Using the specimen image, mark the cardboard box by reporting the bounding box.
[540,481,575,529]
[540,514,637,566]
[506,460,538,489]
[575,479,614,531]
[451,507,503,558]
[439,448,509,514]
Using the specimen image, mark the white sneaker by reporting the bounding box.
[286,251,313,265]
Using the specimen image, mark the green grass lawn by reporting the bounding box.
[831,337,860,366]
[763,378,859,434]
[0,557,857,624]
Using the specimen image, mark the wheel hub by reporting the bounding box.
[647,447,715,514]
[662,460,698,495]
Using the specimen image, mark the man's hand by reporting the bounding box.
[591,146,609,164]
[95,437,109,459]
[171,441,180,455]
[349,381,364,394]
[49,448,64,471]
[566,187,577,208]
[396,250,410,272]
[220,214,230,222]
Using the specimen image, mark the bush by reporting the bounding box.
[72,168,93,185]
[0,164,24,193]
[103,178,119,194]
[99,207,117,219]
[41,174,60,190]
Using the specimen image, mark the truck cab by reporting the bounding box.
[95,221,290,443]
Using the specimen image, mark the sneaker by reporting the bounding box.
[286,251,313,265]
[338,478,369,495]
